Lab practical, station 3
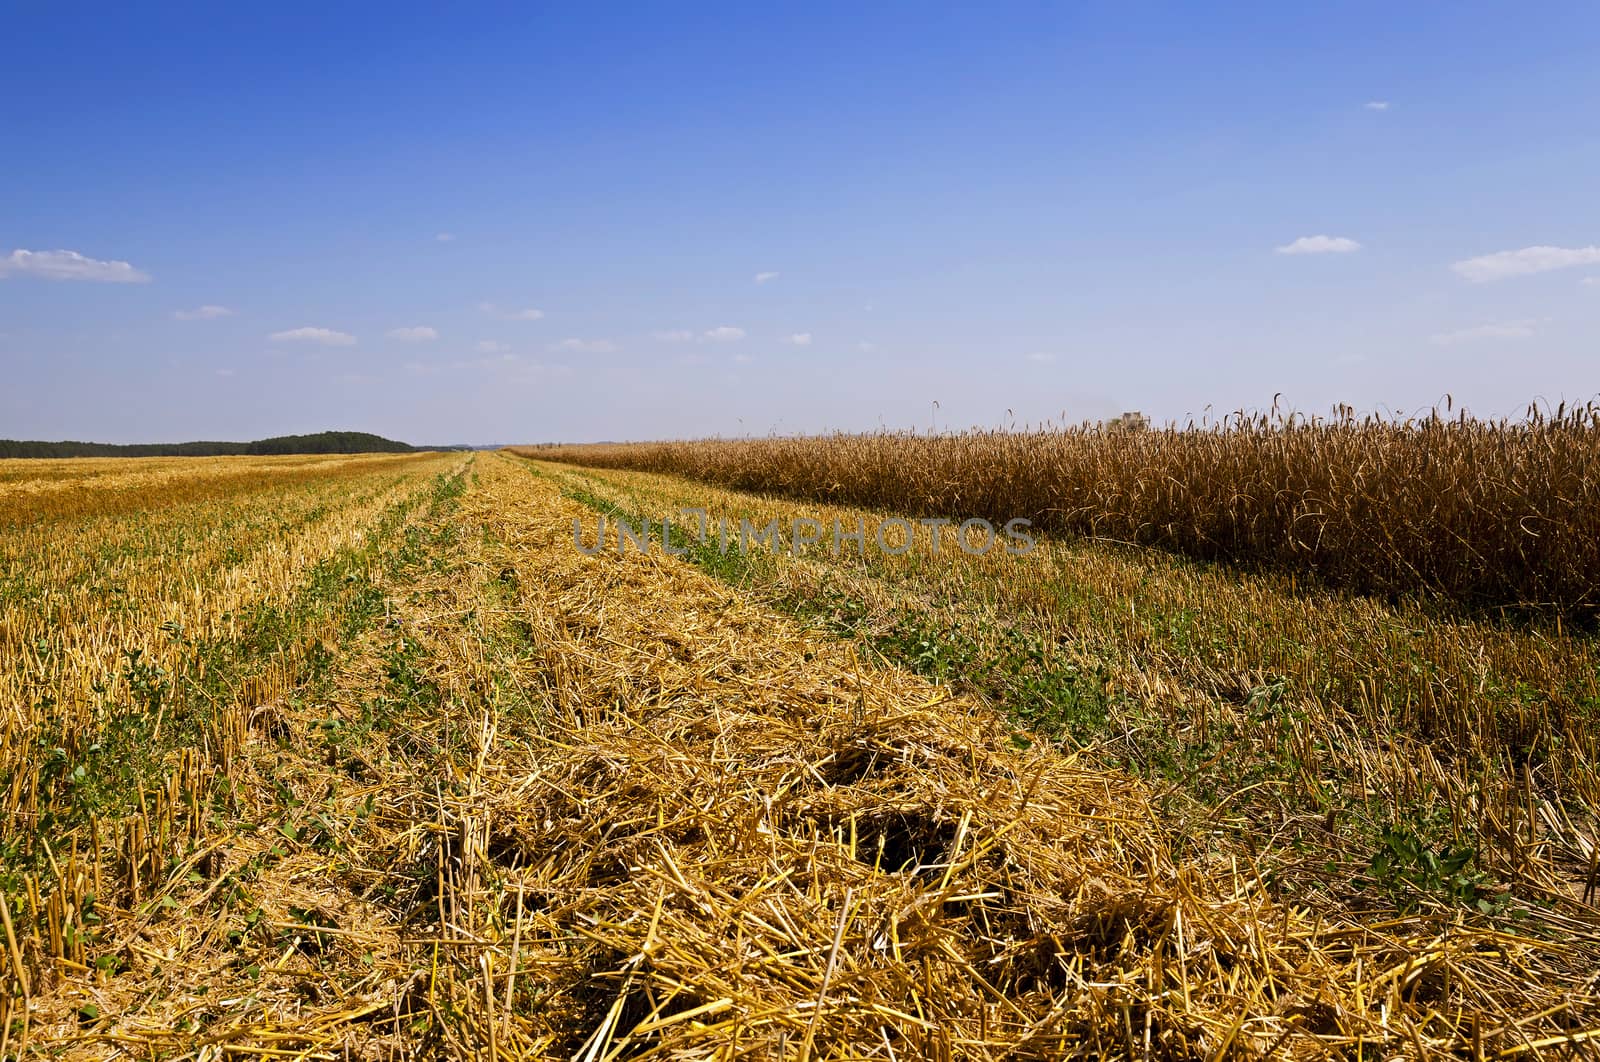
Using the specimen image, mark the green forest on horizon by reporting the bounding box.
[0,430,421,459]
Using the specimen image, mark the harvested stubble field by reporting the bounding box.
[1,449,1597,1058]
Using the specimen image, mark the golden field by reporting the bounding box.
[0,448,1596,1058]
[522,405,1600,618]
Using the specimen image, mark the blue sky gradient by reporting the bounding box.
[4,3,1599,443]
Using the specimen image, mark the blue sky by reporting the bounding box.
[4,3,1599,444]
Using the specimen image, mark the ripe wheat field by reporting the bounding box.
[2,435,1598,1058]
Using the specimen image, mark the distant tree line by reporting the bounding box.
[0,431,418,459]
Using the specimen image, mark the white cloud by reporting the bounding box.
[1429,320,1538,346]
[1275,235,1362,255]
[479,302,545,321]
[436,232,456,242]
[652,329,694,343]
[215,368,236,378]
[732,353,754,364]
[703,326,746,342]
[270,326,356,346]
[858,341,877,353]
[1583,276,1600,288]
[387,326,439,342]
[1451,245,1600,283]
[549,338,617,354]
[1026,352,1057,363]
[0,248,152,283]
[1364,101,1391,111]
[783,332,813,346]
[476,340,508,354]
[173,305,233,321]
[754,271,780,285]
